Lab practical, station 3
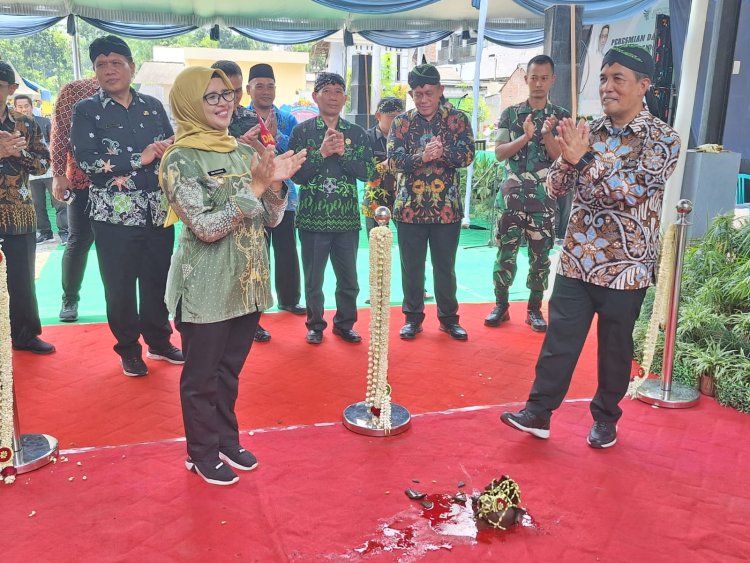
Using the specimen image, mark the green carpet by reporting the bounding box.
[36,221,551,326]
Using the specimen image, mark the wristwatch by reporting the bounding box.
[573,151,595,171]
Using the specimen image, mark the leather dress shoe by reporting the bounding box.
[306,329,323,344]
[332,326,362,343]
[526,309,547,332]
[399,322,423,340]
[254,325,271,342]
[12,336,56,355]
[439,323,468,341]
[484,304,510,327]
[279,304,306,315]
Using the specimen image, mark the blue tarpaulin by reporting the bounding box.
[22,77,52,101]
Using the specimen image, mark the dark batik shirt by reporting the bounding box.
[387,104,475,224]
[71,88,173,226]
[548,110,680,290]
[0,107,50,235]
[289,116,375,232]
[362,125,397,218]
[497,100,570,214]
[227,105,259,141]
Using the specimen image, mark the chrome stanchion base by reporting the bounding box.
[342,401,411,437]
[14,433,58,474]
[636,380,700,409]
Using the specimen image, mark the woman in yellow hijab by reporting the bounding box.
[160,66,305,486]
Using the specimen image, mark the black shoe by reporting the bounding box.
[12,336,55,355]
[332,326,362,343]
[35,232,53,244]
[59,231,69,245]
[587,421,617,449]
[146,345,184,364]
[254,325,271,342]
[500,409,550,439]
[121,355,148,377]
[526,309,547,332]
[279,304,306,315]
[399,322,423,340]
[219,447,258,471]
[185,457,239,485]
[485,304,510,327]
[439,323,468,341]
[59,300,78,322]
[306,329,323,344]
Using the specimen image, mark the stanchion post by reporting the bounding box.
[343,207,411,436]
[0,245,58,483]
[637,200,700,408]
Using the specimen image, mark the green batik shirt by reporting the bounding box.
[496,101,570,214]
[289,116,375,232]
[161,144,288,324]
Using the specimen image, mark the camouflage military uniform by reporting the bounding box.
[493,101,570,310]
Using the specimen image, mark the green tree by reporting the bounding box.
[0,25,75,92]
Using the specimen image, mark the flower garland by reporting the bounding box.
[364,224,393,432]
[627,224,676,397]
[0,250,17,483]
[474,476,523,530]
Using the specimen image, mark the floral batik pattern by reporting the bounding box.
[547,110,681,290]
[387,104,475,224]
[71,88,173,226]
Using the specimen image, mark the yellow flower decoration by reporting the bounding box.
[412,180,425,194]
[430,179,445,194]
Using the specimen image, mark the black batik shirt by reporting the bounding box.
[71,88,173,226]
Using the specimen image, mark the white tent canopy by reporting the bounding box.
[0,0,544,30]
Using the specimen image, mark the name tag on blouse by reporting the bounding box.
[208,168,227,176]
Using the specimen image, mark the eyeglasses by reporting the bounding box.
[203,89,236,105]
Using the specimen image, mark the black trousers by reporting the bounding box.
[396,221,461,325]
[526,275,647,423]
[1,233,42,345]
[299,229,359,332]
[61,188,94,303]
[91,220,174,357]
[176,308,260,462]
[31,177,68,235]
[265,210,301,308]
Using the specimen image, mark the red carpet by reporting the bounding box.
[4,400,749,561]
[9,301,748,561]
[15,302,601,449]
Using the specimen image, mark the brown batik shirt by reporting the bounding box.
[547,109,680,290]
[0,107,50,235]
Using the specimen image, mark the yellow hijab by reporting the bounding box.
[159,66,239,225]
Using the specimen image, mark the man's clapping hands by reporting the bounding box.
[320,128,345,158]
[421,135,444,163]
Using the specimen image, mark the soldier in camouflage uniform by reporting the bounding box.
[485,55,570,332]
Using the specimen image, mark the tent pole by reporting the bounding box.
[661,0,709,225]
[71,23,83,80]
[461,0,488,227]
[569,4,577,119]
